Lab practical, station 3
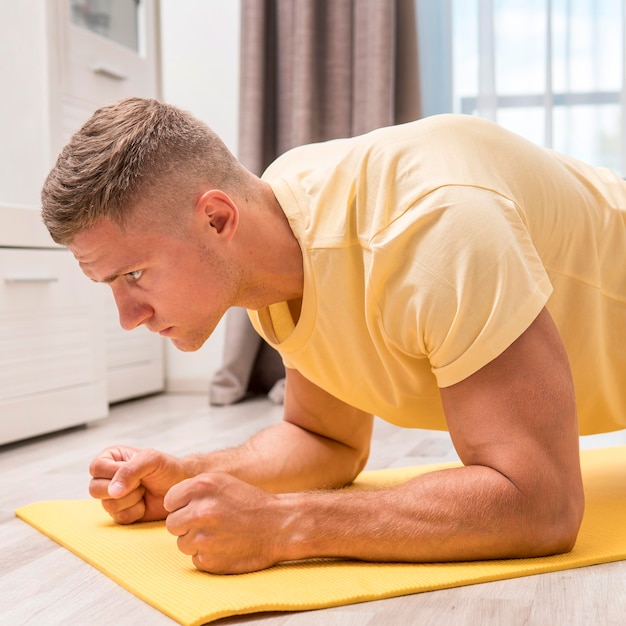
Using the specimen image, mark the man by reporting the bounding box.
[41,98,626,575]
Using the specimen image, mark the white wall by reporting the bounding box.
[159,0,241,391]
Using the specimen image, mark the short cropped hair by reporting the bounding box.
[41,97,250,245]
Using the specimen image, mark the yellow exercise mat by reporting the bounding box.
[15,446,626,626]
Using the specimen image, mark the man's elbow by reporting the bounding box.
[553,495,585,553]
[329,444,370,490]
[528,490,585,557]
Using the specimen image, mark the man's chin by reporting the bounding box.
[169,336,207,352]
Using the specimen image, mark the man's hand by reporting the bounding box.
[89,446,190,523]
[164,472,285,574]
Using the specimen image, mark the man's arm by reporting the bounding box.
[187,368,375,492]
[289,307,584,560]
[89,368,374,522]
[165,307,585,572]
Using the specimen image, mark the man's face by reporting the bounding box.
[69,216,233,351]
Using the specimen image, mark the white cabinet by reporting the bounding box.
[0,206,108,445]
[57,0,161,145]
[104,297,164,404]
[0,1,159,205]
[59,0,165,402]
[0,1,164,443]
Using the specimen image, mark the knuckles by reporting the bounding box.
[88,478,109,499]
[189,471,230,493]
[115,506,145,525]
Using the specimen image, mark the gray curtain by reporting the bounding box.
[209,0,421,406]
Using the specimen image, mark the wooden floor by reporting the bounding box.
[1,392,625,625]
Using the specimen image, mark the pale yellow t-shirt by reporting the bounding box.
[249,114,626,435]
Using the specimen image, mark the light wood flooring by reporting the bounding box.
[1,392,625,625]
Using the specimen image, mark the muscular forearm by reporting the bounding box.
[182,420,368,493]
[273,465,582,564]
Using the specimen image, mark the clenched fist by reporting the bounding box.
[89,446,191,523]
[164,472,290,574]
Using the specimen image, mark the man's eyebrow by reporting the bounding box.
[93,266,136,284]
[101,272,121,284]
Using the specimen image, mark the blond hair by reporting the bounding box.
[42,97,251,245]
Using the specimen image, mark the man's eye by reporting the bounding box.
[126,270,144,281]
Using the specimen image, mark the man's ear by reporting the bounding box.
[195,189,239,240]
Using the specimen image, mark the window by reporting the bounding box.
[450,0,625,173]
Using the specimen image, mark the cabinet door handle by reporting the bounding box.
[92,65,128,81]
[4,276,59,284]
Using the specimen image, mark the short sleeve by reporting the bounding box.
[370,185,553,388]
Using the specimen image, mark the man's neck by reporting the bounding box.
[236,181,304,309]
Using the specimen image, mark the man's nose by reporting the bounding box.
[111,286,153,331]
